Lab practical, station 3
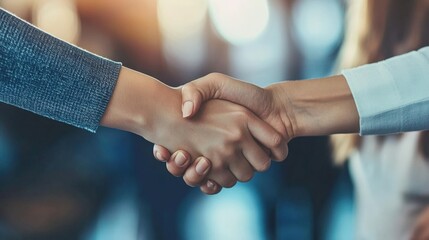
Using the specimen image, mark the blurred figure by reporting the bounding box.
[331,0,429,239]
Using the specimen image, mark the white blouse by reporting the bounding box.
[350,132,429,239]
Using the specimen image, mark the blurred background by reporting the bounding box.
[0,0,354,239]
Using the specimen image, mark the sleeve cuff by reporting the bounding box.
[342,47,429,135]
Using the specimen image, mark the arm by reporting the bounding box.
[179,73,359,138]
[157,47,429,192]
[101,67,288,188]
[154,74,358,193]
[179,47,429,136]
[0,9,288,190]
[0,8,120,132]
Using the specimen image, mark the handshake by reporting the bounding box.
[154,73,294,195]
[102,68,359,195]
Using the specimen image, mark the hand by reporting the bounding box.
[155,73,358,193]
[150,97,287,190]
[181,73,296,139]
[153,146,222,194]
[411,206,429,240]
[154,73,295,193]
[150,95,286,188]
[101,68,287,191]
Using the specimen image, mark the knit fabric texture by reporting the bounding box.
[0,8,122,132]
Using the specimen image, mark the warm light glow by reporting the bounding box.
[34,0,81,44]
[158,0,209,79]
[228,2,288,86]
[157,0,208,40]
[208,0,269,45]
[2,0,34,18]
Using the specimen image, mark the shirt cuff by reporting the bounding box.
[342,47,429,135]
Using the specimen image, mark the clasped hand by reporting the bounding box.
[153,73,297,195]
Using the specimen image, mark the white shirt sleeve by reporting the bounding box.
[342,47,429,135]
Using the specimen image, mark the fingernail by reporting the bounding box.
[155,151,165,161]
[196,158,209,175]
[207,180,215,189]
[182,101,194,118]
[175,152,188,167]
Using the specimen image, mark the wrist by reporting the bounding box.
[265,82,299,139]
[275,75,359,137]
[140,86,184,144]
[101,67,182,140]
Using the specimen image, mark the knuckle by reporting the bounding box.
[279,147,289,161]
[235,110,250,120]
[238,171,253,182]
[212,160,228,172]
[256,159,271,172]
[271,133,283,148]
[182,82,196,92]
[183,174,199,187]
[207,72,224,79]
[220,143,232,154]
[223,179,237,188]
[215,145,235,159]
[273,145,288,162]
[182,83,201,100]
[228,129,245,143]
[166,163,183,177]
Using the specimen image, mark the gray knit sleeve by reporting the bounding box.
[0,8,122,132]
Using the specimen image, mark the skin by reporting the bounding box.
[411,206,429,240]
[154,73,359,194]
[100,67,288,188]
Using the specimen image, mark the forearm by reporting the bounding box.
[267,75,359,137]
[270,47,429,137]
[0,8,121,132]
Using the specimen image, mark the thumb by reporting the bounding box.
[181,73,223,118]
[182,73,267,118]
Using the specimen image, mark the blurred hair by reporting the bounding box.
[331,0,429,164]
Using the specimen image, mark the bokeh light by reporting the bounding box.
[1,0,33,17]
[158,0,209,80]
[292,0,343,59]
[208,0,270,45]
[184,186,266,240]
[228,1,288,86]
[157,0,208,41]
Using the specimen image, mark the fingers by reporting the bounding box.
[165,150,192,177]
[200,180,222,195]
[241,140,271,173]
[247,115,289,161]
[181,77,221,118]
[230,160,255,182]
[161,151,236,194]
[182,157,211,187]
[209,169,237,189]
[177,156,222,194]
[153,144,171,162]
[182,73,269,118]
[183,157,238,188]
